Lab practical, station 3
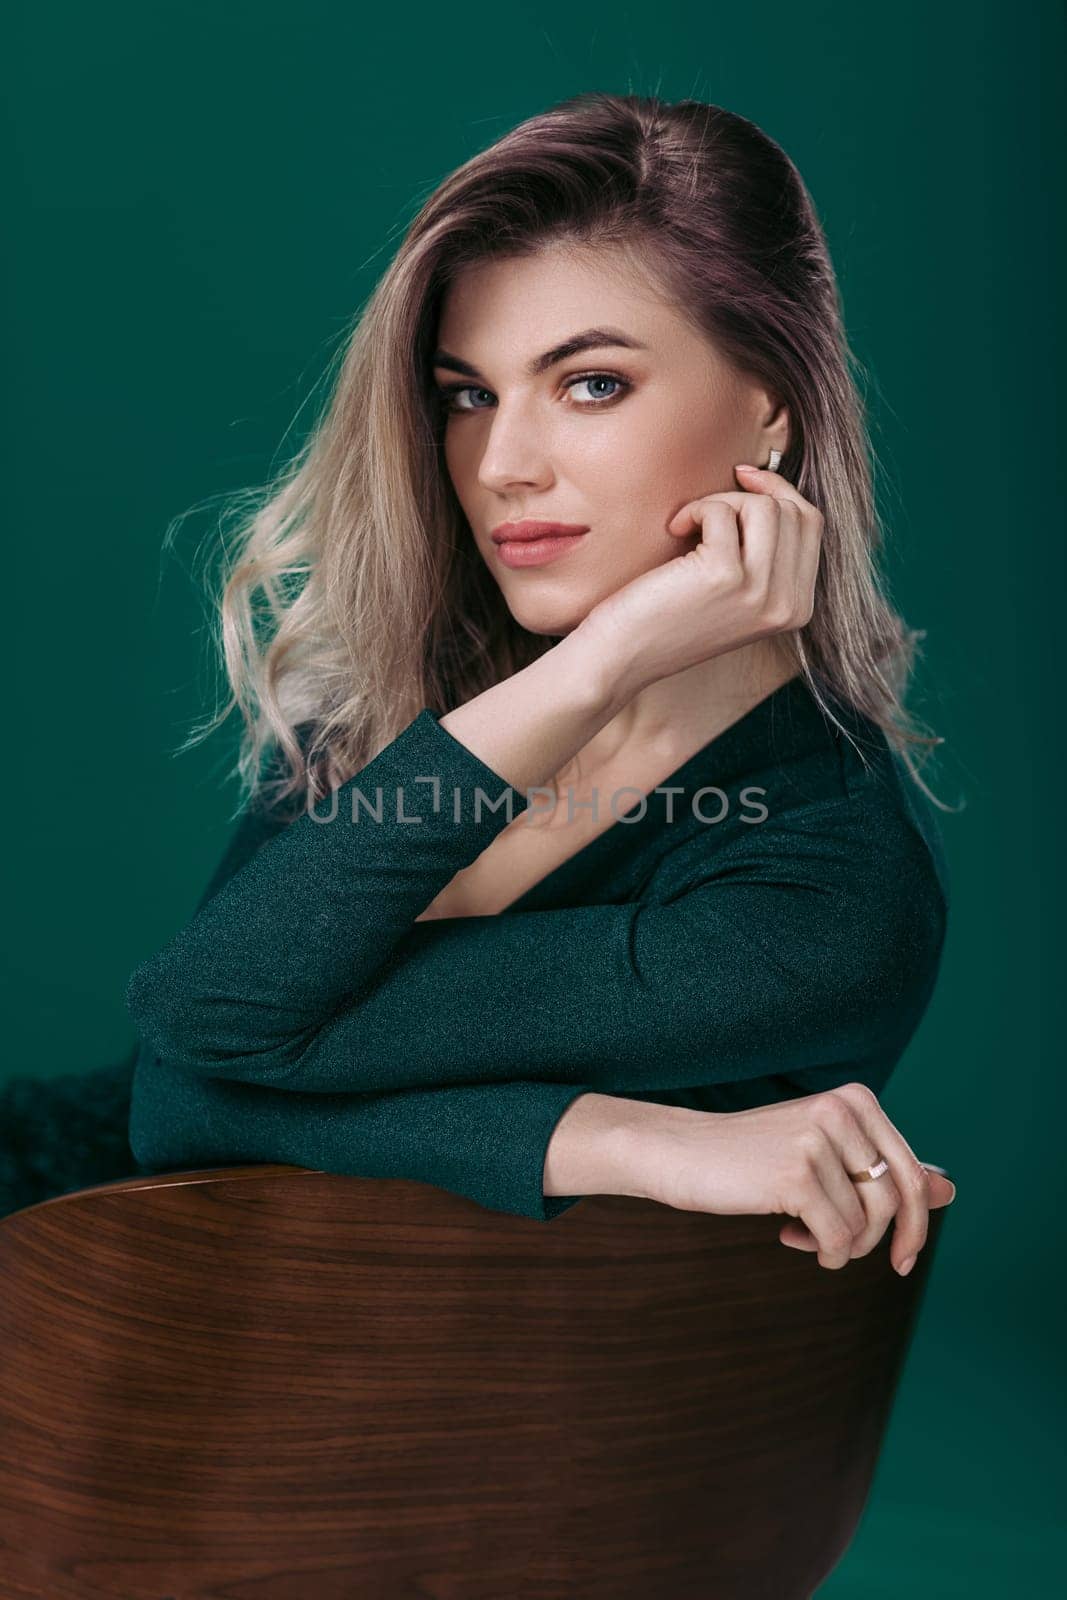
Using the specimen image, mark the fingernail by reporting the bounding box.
[735,463,758,472]
[898,1255,916,1277]
[946,1182,957,1203]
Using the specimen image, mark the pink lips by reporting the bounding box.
[490,520,590,569]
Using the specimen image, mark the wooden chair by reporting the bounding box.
[0,1161,952,1600]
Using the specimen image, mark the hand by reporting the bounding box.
[635,1082,957,1276]
[578,463,823,697]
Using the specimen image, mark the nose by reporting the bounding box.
[476,402,554,496]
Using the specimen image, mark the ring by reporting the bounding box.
[850,1156,889,1182]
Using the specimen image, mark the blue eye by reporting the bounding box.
[439,385,495,413]
[568,375,624,403]
[436,371,632,414]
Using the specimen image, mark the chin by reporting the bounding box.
[500,591,595,639]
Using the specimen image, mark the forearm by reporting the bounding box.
[438,624,639,796]
[124,707,541,1075]
[124,626,648,1083]
[131,1049,599,1224]
[542,1090,702,1204]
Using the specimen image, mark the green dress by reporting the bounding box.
[2,675,950,1224]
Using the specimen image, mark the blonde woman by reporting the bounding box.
[11,94,958,1269]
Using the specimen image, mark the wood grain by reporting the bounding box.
[0,1164,950,1599]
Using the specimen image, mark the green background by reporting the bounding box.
[5,1,1063,1590]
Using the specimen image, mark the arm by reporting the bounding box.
[126,776,945,1098]
[129,1054,686,1223]
[126,707,705,1224]
[124,606,943,1099]
[124,628,616,1076]
[127,779,773,1223]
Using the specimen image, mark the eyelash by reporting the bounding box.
[435,370,633,415]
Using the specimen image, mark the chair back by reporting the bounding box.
[0,1163,951,1600]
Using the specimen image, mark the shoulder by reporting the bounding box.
[655,753,949,980]
[659,731,944,897]
[756,688,951,921]
[665,778,948,1051]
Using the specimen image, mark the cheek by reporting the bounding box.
[579,425,706,579]
[588,400,718,514]
[649,416,728,500]
[579,506,679,597]
[442,424,488,505]
[442,432,468,496]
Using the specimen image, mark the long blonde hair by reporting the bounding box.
[167,91,952,820]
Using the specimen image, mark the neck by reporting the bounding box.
[570,638,800,777]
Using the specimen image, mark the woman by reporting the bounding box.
[12,93,957,1272]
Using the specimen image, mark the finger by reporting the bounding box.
[670,499,744,574]
[671,492,785,603]
[837,1084,931,1275]
[764,498,804,619]
[747,479,821,627]
[925,1169,957,1209]
[733,496,807,637]
[733,488,781,578]
[812,1101,901,1261]
[733,465,825,622]
[805,1183,859,1271]
[779,1217,820,1251]
[667,495,740,542]
[782,1164,955,1252]
[734,462,815,518]
[793,504,823,624]
[814,1136,897,1259]
[783,1168,857,1271]
[669,489,780,535]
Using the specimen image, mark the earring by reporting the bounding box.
[767,449,783,472]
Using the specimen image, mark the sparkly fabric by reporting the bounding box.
[3,676,949,1225]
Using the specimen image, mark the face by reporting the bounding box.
[431,243,788,637]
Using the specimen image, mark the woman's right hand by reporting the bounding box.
[577,462,823,698]
[634,1081,956,1275]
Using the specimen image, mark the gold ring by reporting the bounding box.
[850,1156,889,1182]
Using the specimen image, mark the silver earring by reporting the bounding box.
[767,449,783,472]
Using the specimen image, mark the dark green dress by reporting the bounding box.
[2,675,950,1224]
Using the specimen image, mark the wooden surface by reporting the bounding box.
[0,1164,950,1599]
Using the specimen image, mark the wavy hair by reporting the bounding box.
[167,91,951,819]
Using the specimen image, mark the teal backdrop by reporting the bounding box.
[5,2,1063,1591]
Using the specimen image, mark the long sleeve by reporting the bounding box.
[129,1056,617,1223]
[125,707,532,1068]
[125,708,947,1103]
[126,722,611,1222]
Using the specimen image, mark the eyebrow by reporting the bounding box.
[431,326,649,382]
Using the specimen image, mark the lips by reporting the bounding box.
[492,531,588,570]
[491,520,590,544]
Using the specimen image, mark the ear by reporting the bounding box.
[738,371,791,461]
[756,390,791,460]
